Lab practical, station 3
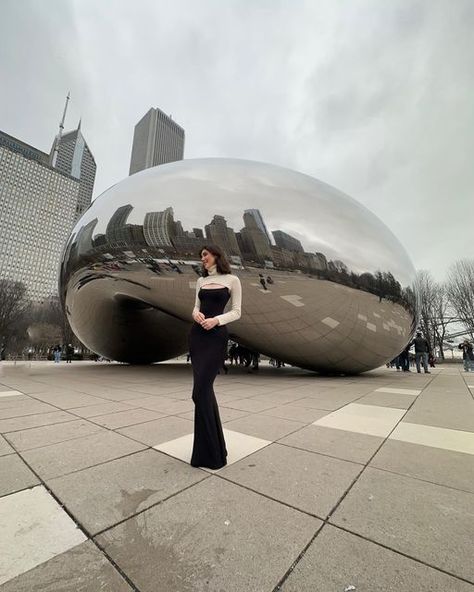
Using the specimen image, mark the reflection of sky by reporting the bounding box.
[72,158,415,286]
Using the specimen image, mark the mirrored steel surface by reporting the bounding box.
[59,158,416,373]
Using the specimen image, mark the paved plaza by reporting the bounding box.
[0,359,473,591]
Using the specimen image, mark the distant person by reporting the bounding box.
[458,340,474,372]
[266,276,274,285]
[428,353,436,368]
[410,332,431,374]
[398,343,411,372]
[53,344,62,364]
[258,274,267,290]
[65,344,74,363]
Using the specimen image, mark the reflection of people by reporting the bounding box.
[66,344,74,363]
[53,344,62,364]
[410,332,431,374]
[189,245,242,469]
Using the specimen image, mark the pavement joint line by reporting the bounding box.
[88,535,146,592]
[6,444,155,489]
[360,463,474,497]
[328,522,474,587]
[90,472,212,538]
[275,440,367,468]
[1,415,107,435]
[271,521,326,591]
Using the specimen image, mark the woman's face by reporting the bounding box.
[200,249,216,269]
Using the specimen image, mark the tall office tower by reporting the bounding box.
[244,209,274,245]
[0,130,80,301]
[129,107,185,175]
[50,120,97,219]
[272,229,304,253]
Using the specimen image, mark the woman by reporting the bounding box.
[189,245,242,469]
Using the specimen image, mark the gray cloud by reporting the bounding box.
[1,0,473,280]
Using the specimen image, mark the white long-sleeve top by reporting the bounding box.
[192,267,242,326]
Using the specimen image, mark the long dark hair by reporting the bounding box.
[199,244,232,276]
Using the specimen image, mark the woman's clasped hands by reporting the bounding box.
[192,311,219,330]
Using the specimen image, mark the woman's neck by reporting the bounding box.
[207,263,218,276]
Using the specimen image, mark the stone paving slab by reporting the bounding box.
[4,419,105,451]
[0,435,14,457]
[370,438,474,493]
[220,442,362,518]
[0,361,472,590]
[46,449,207,535]
[330,467,474,582]
[117,415,194,446]
[280,524,474,591]
[278,424,383,464]
[20,430,147,480]
[0,540,133,592]
[0,485,87,585]
[0,410,77,433]
[221,412,306,441]
[0,453,40,497]
[95,476,322,592]
[87,408,167,429]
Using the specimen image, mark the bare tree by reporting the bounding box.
[414,270,453,359]
[0,280,31,353]
[446,260,474,338]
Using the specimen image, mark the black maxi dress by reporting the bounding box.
[189,286,230,469]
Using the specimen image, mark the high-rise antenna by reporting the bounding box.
[51,92,70,166]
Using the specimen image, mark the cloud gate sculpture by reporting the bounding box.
[59,158,417,373]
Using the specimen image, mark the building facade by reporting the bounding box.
[50,121,96,219]
[0,131,80,302]
[129,107,185,175]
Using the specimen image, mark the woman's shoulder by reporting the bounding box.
[228,274,241,286]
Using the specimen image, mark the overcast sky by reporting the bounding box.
[1,0,473,280]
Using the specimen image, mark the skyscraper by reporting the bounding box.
[50,120,96,219]
[129,107,185,175]
[0,130,80,301]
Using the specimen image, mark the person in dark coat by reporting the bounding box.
[65,344,74,363]
[410,332,431,374]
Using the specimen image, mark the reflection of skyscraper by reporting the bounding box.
[50,120,96,219]
[144,207,176,248]
[205,215,241,258]
[244,209,273,245]
[129,107,185,175]
[76,218,98,256]
[106,205,134,247]
[238,212,273,262]
[272,230,304,253]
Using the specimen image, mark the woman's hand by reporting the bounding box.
[201,317,219,330]
[193,311,205,324]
